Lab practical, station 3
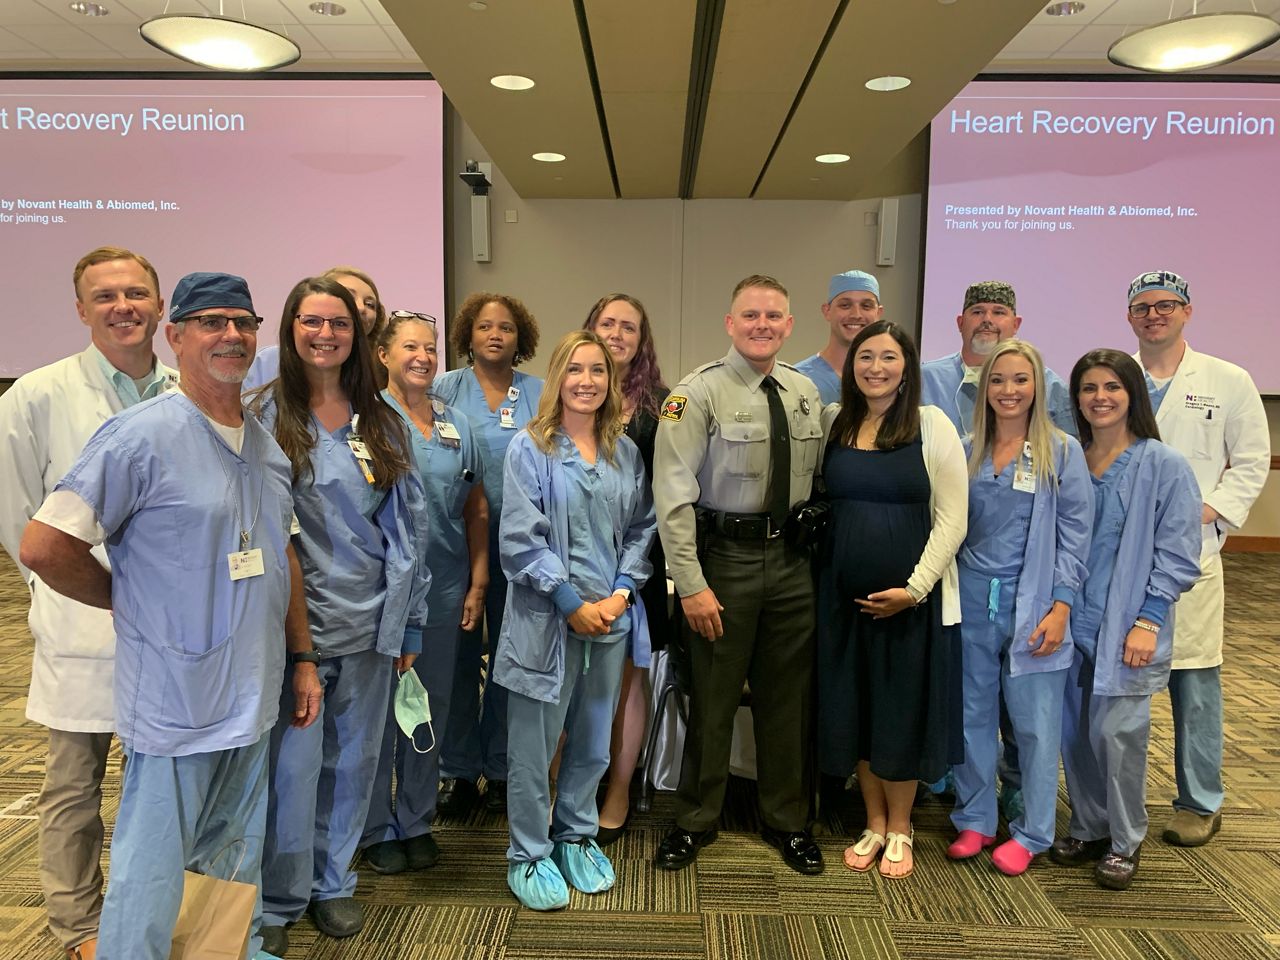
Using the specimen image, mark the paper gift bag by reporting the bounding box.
[168,844,255,960]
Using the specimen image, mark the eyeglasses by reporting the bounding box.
[296,314,354,332]
[1128,300,1185,320]
[184,314,263,334]
[389,310,437,326]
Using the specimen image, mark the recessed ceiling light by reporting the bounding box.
[468,1,488,9]
[815,153,850,164]
[1045,2,1085,15]
[937,0,957,5]
[865,76,911,92]
[532,152,566,162]
[309,2,346,14]
[490,75,535,91]
[69,1,109,15]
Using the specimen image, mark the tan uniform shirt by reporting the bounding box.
[654,348,824,597]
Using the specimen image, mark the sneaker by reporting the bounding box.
[507,857,570,910]
[551,837,616,894]
[308,897,364,938]
[1162,809,1222,847]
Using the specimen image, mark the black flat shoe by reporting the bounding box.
[596,814,630,848]
[484,779,508,814]
[1095,846,1141,890]
[406,832,441,869]
[654,826,718,870]
[436,778,480,817]
[1049,835,1112,866]
[363,839,408,875]
[762,827,825,875]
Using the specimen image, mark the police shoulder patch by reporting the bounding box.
[661,395,688,422]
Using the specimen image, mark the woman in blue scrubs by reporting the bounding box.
[946,340,1092,876]
[1051,348,1200,891]
[361,310,490,874]
[493,330,655,911]
[582,293,670,845]
[432,293,543,816]
[253,277,430,952]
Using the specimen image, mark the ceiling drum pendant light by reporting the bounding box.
[1107,2,1280,73]
[140,1,301,71]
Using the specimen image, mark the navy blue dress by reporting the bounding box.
[816,438,961,782]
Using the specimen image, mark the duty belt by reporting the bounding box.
[711,511,784,541]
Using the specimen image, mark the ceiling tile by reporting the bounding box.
[993,23,1082,58]
[16,0,91,26]
[287,0,380,26]
[6,22,119,54]
[1027,0,1114,26]
[305,22,397,52]
[0,24,50,52]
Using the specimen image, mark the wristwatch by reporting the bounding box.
[288,650,321,666]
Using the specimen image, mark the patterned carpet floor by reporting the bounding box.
[0,553,1277,960]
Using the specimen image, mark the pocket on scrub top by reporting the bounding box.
[158,636,241,731]
[718,421,769,479]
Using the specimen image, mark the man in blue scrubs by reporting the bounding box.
[794,269,883,405]
[921,281,1077,437]
[19,272,323,960]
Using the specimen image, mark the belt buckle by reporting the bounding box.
[764,517,784,540]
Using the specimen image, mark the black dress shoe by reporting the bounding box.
[654,826,718,870]
[406,832,441,869]
[436,778,480,817]
[363,839,408,875]
[762,827,825,875]
[484,779,508,814]
[1095,846,1141,890]
[1049,835,1112,866]
[260,923,289,957]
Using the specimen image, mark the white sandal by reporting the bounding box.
[843,829,885,872]
[880,828,915,879]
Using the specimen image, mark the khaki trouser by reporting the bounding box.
[38,728,114,950]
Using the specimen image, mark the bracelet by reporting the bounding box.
[1132,620,1159,634]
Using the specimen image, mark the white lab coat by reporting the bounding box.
[1136,343,1271,668]
[0,347,176,731]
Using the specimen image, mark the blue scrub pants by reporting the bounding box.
[505,635,627,863]
[1169,666,1224,816]
[262,649,391,924]
[98,738,269,960]
[440,552,509,783]
[1060,651,1152,857]
[363,614,462,845]
[951,572,1066,853]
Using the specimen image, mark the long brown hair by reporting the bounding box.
[582,293,667,416]
[832,320,921,450]
[1070,348,1161,447]
[253,276,410,489]
[526,331,625,465]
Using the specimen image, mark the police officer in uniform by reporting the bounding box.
[653,274,826,875]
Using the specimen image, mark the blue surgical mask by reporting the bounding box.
[393,669,435,754]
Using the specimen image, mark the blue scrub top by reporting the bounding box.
[383,390,483,629]
[960,453,1034,583]
[432,367,543,523]
[794,354,841,405]
[1144,371,1172,414]
[57,393,294,756]
[560,435,631,642]
[921,352,1078,438]
[242,345,280,394]
[1073,444,1170,659]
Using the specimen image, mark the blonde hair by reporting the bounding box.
[526,331,624,464]
[969,339,1062,483]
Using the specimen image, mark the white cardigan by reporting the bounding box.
[820,403,967,626]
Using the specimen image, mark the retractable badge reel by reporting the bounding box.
[347,414,375,484]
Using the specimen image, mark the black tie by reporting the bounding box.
[761,376,790,532]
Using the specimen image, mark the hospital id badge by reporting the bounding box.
[436,420,462,447]
[1013,442,1036,494]
[228,548,265,581]
[347,438,373,460]
[499,406,516,429]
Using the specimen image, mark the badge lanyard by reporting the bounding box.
[348,414,376,484]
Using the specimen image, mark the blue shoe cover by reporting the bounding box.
[507,857,570,910]
[927,769,955,797]
[551,838,616,894]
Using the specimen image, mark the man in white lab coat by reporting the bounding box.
[0,247,174,960]
[1126,270,1271,848]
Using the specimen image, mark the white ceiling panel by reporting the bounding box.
[7,22,120,54]
[996,24,1083,58]
[0,25,50,53]
[305,23,397,52]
